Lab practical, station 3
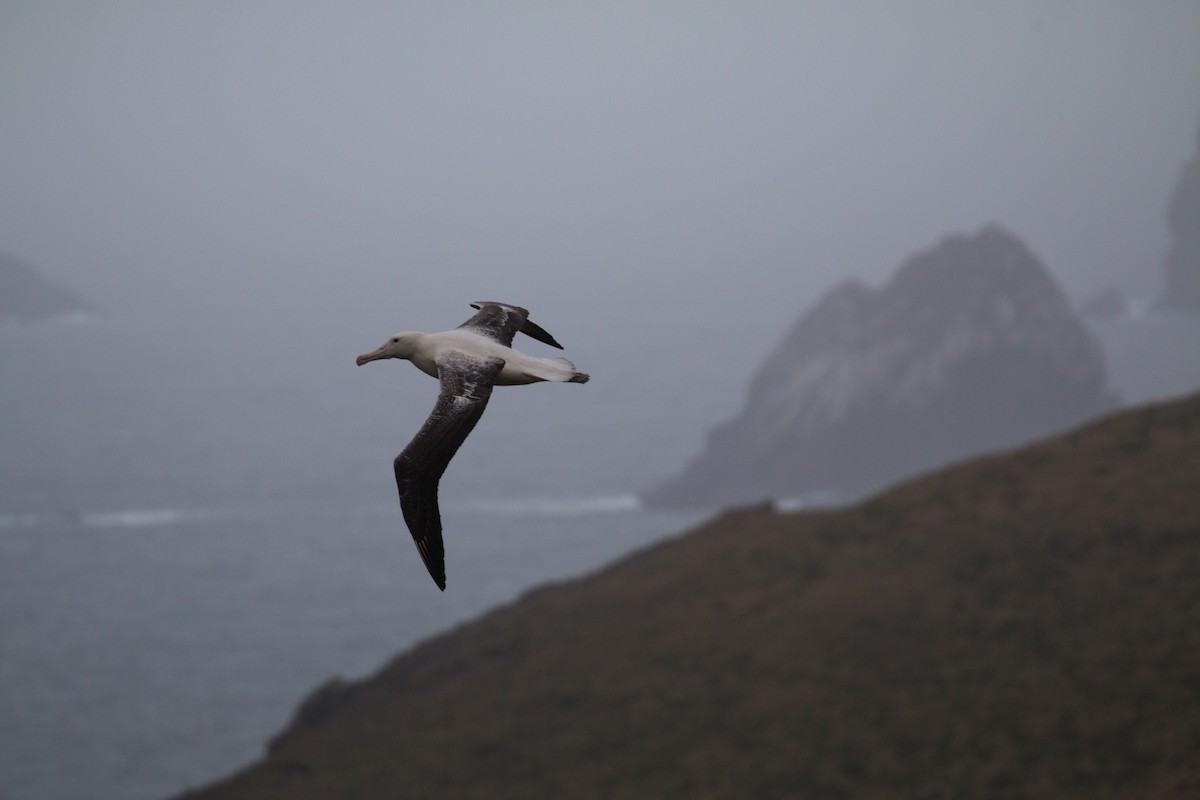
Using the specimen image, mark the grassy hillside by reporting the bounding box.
[180,393,1200,799]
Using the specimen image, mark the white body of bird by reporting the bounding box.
[355,301,589,590]
[359,328,584,385]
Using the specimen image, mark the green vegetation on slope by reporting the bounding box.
[182,393,1200,799]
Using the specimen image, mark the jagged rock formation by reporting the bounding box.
[1161,119,1200,315]
[643,225,1118,509]
[178,391,1200,800]
[0,252,90,321]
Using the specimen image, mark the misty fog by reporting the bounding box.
[4,5,1200,800]
[4,3,1199,362]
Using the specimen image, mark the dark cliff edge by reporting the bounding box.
[0,252,92,321]
[643,224,1118,510]
[177,390,1200,799]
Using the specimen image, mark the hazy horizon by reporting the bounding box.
[3,3,1199,351]
[5,8,1200,797]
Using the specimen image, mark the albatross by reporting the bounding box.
[356,301,590,590]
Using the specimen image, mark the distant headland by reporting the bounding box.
[0,252,92,322]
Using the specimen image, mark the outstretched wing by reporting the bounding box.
[459,301,564,349]
[393,352,505,590]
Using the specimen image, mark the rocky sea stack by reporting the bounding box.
[1161,119,1200,315]
[643,225,1118,509]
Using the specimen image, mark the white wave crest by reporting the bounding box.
[453,494,642,517]
[79,509,204,528]
[0,507,212,530]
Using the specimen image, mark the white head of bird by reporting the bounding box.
[356,332,423,366]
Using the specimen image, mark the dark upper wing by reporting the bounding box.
[392,352,505,590]
[460,301,564,349]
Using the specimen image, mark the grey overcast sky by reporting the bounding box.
[3,2,1199,349]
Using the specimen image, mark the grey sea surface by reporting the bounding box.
[1,307,1198,800]
[0,315,709,800]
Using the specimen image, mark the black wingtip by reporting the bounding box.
[520,318,564,349]
[467,301,566,349]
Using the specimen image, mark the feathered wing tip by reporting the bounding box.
[569,372,590,383]
[519,317,564,350]
[394,353,504,591]
[465,301,565,349]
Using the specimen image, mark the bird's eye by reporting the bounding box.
[392,337,400,343]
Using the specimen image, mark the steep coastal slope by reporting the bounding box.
[644,225,1117,509]
[180,391,1200,799]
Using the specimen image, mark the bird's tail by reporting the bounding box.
[532,357,589,384]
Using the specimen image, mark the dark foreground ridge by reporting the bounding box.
[180,392,1200,799]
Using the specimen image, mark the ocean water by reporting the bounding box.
[2,307,1197,800]
[0,315,712,800]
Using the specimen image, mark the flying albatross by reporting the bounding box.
[356,301,590,590]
